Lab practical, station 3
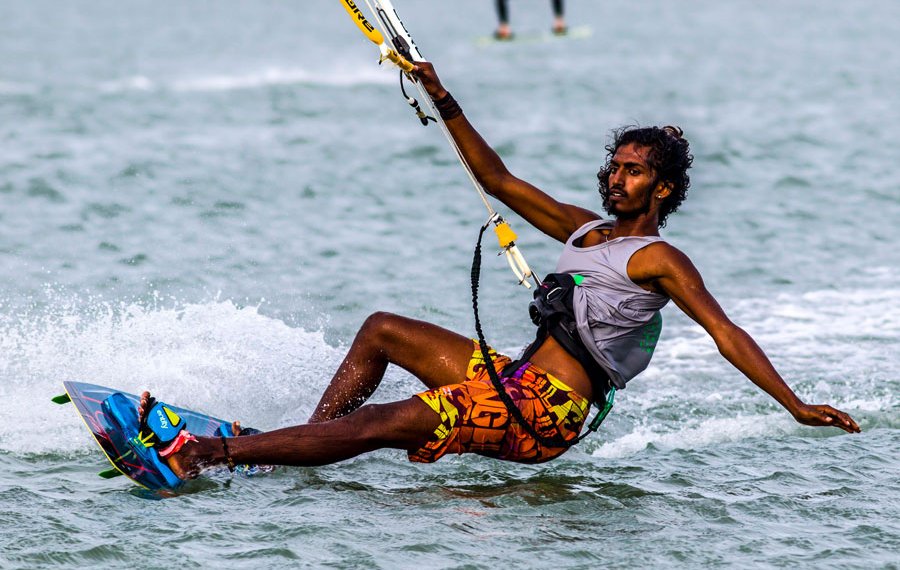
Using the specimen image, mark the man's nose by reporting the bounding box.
[609,170,623,187]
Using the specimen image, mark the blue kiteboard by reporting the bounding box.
[53,381,238,492]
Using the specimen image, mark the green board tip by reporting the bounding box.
[51,393,71,405]
[98,468,123,479]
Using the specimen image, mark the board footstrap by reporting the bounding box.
[102,393,185,490]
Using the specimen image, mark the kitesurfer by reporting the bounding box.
[142,61,860,479]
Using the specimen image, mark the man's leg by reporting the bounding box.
[309,312,476,423]
[168,397,441,477]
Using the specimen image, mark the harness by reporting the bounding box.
[472,221,615,449]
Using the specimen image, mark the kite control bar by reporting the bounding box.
[339,0,415,72]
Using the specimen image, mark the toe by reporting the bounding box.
[139,391,151,417]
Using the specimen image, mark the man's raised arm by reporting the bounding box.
[412,62,597,243]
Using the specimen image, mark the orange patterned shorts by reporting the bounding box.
[409,342,590,464]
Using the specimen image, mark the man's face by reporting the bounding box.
[606,142,658,218]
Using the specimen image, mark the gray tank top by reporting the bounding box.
[554,219,669,389]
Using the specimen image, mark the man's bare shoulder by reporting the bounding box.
[630,240,701,283]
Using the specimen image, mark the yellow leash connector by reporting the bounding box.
[492,218,517,250]
[490,214,535,288]
[339,0,415,72]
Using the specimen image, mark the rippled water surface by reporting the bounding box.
[1,0,898,568]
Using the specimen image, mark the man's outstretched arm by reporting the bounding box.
[412,62,597,243]
[636,243,861,433]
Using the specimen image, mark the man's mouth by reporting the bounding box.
[609,190,626,200]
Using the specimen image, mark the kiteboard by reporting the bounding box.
[53,381,237,492]
[475,25,592,47]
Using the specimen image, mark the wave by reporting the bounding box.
[1,277,896,459]
[591,414,793,459]
[99,65,394,94]
[0,297,343,455]
[591,277,900,459]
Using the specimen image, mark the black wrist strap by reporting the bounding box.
[433,92,463,121]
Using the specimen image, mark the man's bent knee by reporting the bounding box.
[360,311,401,338]
[358,312,422,351]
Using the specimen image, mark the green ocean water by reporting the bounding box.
[1,0,898,567]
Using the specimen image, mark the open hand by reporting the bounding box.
[793,403,860,433]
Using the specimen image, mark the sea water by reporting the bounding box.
[1,0,898,567]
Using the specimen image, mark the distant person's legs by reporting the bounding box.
[495,0,513,40]
[552,0,567,35]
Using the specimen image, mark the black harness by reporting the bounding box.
[471,224,615,449]
[520,272,611,386]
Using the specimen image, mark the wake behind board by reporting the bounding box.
[54,381,234,492]
[475,25,592,47]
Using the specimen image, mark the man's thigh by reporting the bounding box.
[375,314,481,390]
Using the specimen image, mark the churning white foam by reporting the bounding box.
[594,277,899,458]
[0,296,343,455]
[592,414,794,459]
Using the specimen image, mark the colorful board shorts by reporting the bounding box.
[409,341,590,464]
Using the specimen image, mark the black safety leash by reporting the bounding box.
[400,71,436,126]
[471,221,614,449]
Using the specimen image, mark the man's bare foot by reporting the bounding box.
[494,23,513,40]
[164,436,223,480]
[137,390,225,480]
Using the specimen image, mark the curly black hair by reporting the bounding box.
[596,126,693,228]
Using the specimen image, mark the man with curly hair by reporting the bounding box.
[144,62,858,480]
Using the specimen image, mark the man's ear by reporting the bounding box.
[655,181,674,199]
